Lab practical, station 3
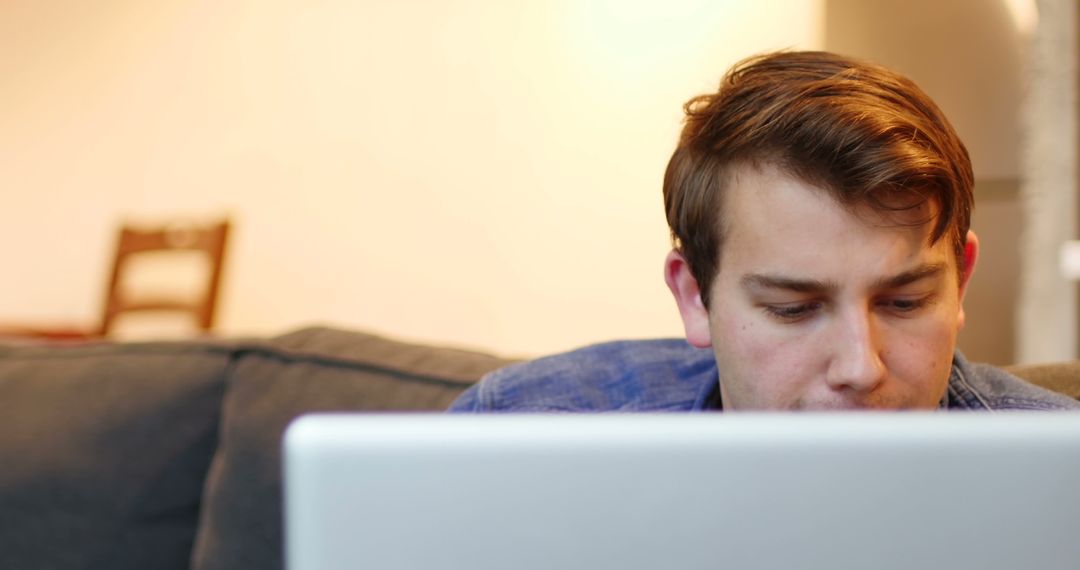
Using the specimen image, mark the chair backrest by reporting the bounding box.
[100,219,230,336]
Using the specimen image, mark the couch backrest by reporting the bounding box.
[190,326,517,570]
[2,328,1077,570]
[0,326,517,570]
[0,341,232,570]
[1006,361,1080,402]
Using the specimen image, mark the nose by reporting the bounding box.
[825,307,887,394]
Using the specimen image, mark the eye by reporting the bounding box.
[880,296,932,314]
[763,302,822,322]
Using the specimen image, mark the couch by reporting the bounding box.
[0,326,516,570]
[1,326,1077,570]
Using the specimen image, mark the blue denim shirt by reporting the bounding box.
[449,339,1080,412]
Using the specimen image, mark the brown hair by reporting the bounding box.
[663,51,973,306]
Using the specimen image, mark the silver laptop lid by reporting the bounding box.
[284,413,1080,570]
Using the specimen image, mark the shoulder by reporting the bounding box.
[447,338,718,412]
[948,353,1080,410]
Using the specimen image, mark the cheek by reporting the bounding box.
[720,309,823,361]
[885,338,936,374]
[882,313,960,390]
[714,311,774,360]
[712,312,822,395]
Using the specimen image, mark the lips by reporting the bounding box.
[792,397,910,411]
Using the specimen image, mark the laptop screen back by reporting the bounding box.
[284,413,1080,570]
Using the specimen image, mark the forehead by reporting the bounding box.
[717,163,954,276]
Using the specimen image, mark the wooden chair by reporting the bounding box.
[99,219,230,336]
[0,219,230,340]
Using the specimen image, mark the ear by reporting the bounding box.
[956,229,979,330]
[664,249,713,348]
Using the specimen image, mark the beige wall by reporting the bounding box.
[1,1,823,357]
[825,0,1025,180]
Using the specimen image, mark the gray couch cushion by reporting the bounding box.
[0,341,229,570]
[1006,361,1080,401]
[191,326,515,570]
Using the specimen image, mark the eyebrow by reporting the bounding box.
[740,262,948,294]
[741,274,838,294]
[870,262,948,290]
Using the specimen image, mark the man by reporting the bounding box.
[450,50,1080,412]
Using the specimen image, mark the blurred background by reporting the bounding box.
[0,0,1072,363]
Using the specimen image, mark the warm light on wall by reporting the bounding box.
[0,1,824,355]
[1004,0,1038,36]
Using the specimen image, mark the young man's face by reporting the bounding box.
[665,163,978,410]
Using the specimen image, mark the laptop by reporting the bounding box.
[284,413,1080,570]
